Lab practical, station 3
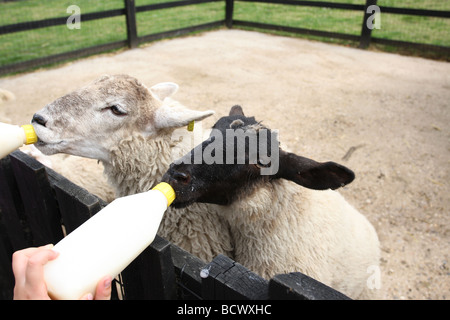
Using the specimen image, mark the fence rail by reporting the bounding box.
[236,0,450,18]
[0,0,449,75]
[0,150,350,300]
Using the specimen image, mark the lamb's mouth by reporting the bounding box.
[34,139,65,155]
[166,185,198,209]
[35,139,47,147]
[161,175,198,209]
[32,124,64,147]
[35,139,63,147]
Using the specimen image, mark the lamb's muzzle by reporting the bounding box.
[32,113,47,127]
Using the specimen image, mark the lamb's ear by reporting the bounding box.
[276,150,355,190]
[150,82,179,101]
[229,105,245,116]
[154,102,214,130]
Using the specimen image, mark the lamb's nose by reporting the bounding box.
[173,171,190,184]
[32,113,47,127]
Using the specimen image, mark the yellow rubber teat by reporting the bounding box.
[152,182,176,206]
[187,121,194,132]
[21,125,38,145]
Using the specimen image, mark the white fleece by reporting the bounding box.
[218,179,380,299]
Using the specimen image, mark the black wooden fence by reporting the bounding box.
[0,0,449,76]
[0,150,350,300]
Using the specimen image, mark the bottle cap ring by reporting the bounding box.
[152,182,176,206]
[21,125,38,145]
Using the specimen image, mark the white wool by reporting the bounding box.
[220,179,380,299]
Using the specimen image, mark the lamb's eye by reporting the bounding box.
[108,105,127,116]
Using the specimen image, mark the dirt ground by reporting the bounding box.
[1,29,449,300]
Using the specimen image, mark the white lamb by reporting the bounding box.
[31,74,233,262]
[163,105,381,299]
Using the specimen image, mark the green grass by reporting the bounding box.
[0,0,125,25]
[0,0,449,71]
[302,0,450,10]
[136,2,225,37]
[372,14,450,46]
[0,0,225,68]
[234,4,364,35]
[233,1,450,46]
[0,16,127,66]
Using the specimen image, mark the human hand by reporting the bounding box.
[12,244,112,300]
[79,275,112,300]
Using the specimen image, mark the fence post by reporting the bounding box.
[0,156,30,250]
[9,151,64,247]
[359,0,378,49]
[225,0,234,28]
[121,236,177,299]
[125,0,138,49]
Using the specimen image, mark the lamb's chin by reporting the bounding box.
[34,140,65,155]
[172,199,195,209]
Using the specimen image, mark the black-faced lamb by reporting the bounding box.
[163,105,381,299]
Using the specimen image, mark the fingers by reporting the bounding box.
[12,248,37,282]
[13,245,112,300]
[80,293,94,300]
[24,248,59,293]
[12,245,49,277]
[94,275,112,300]
[79,275,112,300]
[12,244,58,300]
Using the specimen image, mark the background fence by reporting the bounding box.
[0,0,449,76]
[0,150,350,300]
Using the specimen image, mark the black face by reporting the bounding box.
[164,161,263,208]
[162,105,355,208]
[163,106,275,208]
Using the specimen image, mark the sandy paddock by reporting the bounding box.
[1,29,449,299]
